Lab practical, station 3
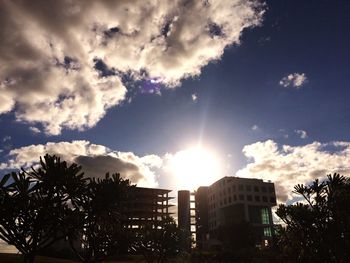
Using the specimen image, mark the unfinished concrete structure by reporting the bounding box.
[125,187,173,228]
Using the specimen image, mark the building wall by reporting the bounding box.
[195,187,209,249]
[178,190,191,233]
[196,176,277,248]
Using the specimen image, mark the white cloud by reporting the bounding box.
[295,129,307,139]
[191,93,198,102]
[251,124,259,131]
[0,0,264,135]
[29,126,41,134]
[0,140,227,192]
[279,73,308,88]
[1,140,160,187]
[236,140,350,202]
[2,136,11,142]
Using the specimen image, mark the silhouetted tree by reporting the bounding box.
[131,217,183,263]
[68,173,133,263]
[276,173,350,263]
[0,155,85,263]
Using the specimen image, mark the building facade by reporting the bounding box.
[125,187,173,228]
[179,176,277,249]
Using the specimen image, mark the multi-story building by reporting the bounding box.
[125,187,174,228]
[45,186,174,258]
[179,176,277,249]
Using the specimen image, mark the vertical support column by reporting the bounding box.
[166,192,169,214]
[178,190,191,251]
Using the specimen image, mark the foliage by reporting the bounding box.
[68,173,134,263]
[131,217,183,263]
[0,155,85,263]
[276,173,350,263]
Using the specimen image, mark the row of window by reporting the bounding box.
[209,184,274,201]
[208,195,276,210]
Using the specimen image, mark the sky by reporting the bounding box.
[1,0,350,205]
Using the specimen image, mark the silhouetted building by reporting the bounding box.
[125,187,173,228]
[194,186,209,249]
[45,186,173,259]
[190,176,277,249]
[177,190,192,251]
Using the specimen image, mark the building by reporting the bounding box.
[125,187,174,228]
[194,186,209,249]
[45,186,174,258]
[178,176,277,249]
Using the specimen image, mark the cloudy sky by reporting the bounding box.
[1,0,350,205]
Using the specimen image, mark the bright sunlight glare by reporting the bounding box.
[170,147,221,190]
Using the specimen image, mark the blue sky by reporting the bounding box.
[0,0,350,203]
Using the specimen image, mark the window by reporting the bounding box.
[262,196,268,202]
[246,185,252,191]
[247,195,252,201]
[232,185,236,191]
[264,227,272,237]
[229,196,232,203]
[228,187,231,193]
[270,197,276,203]
[255,196,260,202]
[224,198,227,204]
[233,195,237,201]
[239,194,244,201]
[261,208,270,224]
[254,186,259,192]
[238,184,244,191]
[262,186,267,193]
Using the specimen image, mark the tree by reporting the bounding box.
[0,155,85,263]
[68,173,133,263]
[131,217,183,263]
[276,173,350,263]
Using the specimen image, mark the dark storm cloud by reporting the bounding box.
[75,155,143,183]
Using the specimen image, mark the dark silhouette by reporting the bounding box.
[131,217,183,263]
[68,173,133,263]
[276,173,350,262]
[216,221,257,262]
[0,155,85,263]
[0,155,185,263]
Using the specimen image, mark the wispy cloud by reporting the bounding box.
[251,124,259,131]
[29,127,41,134]
[2,136,11,142]
[191,93,198,102]
[0,0,264,135]
[295,129,307,139]
[279,73,308,88]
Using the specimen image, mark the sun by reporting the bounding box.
[170,147,221,190]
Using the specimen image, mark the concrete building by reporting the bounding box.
[125,187,174,228]
[178,176,277,249]
[45,186,174,258]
